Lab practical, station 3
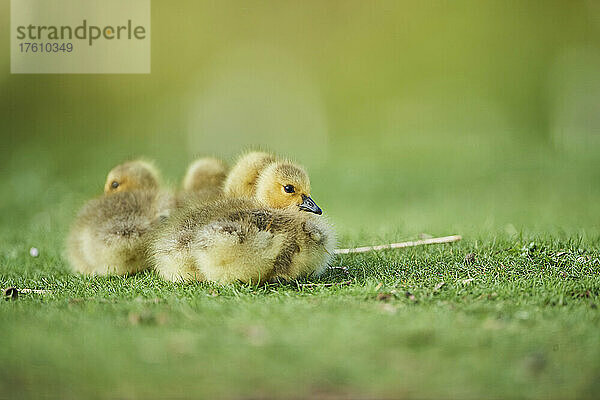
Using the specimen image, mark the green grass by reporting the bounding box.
[1,138,600,399]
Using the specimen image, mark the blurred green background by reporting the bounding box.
[1,0,599,236]
[2,3,600,398]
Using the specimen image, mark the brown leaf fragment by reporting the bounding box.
[128,312,141,325]
[4,287,18,300]
[464,253,476,264]
[434,282,446,291]
[405,291,417,302]
[523,353,547,376]
[376,293,392,302]
[128,311,167,326]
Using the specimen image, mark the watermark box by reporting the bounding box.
[11,0,151,74]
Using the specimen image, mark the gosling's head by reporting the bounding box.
[254,162,322,214]
[104,160,160,194]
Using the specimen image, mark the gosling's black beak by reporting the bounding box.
[299,194,322,215]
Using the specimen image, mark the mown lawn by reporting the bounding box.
[1,139,599,399]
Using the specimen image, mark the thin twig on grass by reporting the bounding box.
[17,288,51,294]
[297,280,352,288]
[3,287,52,299]
[334,235,462,255]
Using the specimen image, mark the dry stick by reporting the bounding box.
[298,280,352,288]
[334,235,462,255]
[17,288,52,294]
[3,287,52,297]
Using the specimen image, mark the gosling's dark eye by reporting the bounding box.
[111,181,119,189]
[283,185,295,193]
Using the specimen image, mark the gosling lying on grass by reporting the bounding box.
[224,151,322,214]
[149,152,332,283]
[149,198,336,283]
[66,160,174,275]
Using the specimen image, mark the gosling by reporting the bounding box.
[149,198,336,284]
[66,160,174,275]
